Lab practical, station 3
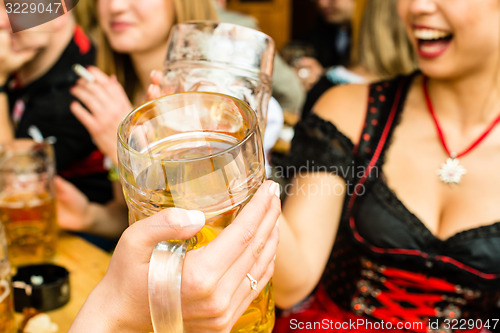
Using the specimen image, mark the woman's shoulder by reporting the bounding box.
[312,83,369,146]
[310,72,419,145]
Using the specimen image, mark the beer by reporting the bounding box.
[0,192,57,266]
[121,131,274,332]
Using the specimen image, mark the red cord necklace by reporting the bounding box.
[422,76,500,184]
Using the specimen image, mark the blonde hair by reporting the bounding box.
[353,0,418,78]
[90,0,219,100]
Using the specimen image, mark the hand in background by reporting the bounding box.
[147,69,163,100]
[70,66,133,166]
[0,29,36,84]
[294,56,324,91]
[69,180,281,333]
[54,176,92,232]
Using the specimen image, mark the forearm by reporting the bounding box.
[273,173,345,308]
[273,215,320,308]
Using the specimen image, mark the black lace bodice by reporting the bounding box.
[275,73,500,327]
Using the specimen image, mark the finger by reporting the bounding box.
[224,221,279,298]
[118,208,205,263]
[70,101,99,134]
[150,69,163,85]
[182,181,280,312]
[183,222,279,320]
[85,66,111,83]
[70,84,109,115]
[184,260,276,332]
[229,260,276,329]
[147,83,162,101]
[211,207,279,304]
[54,175,83,201]
[107,75,131,102]
[73,67,116,101]
[196,181,280,274]
[54,176,71,200]
[94,72,131,106]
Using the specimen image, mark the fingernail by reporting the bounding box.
[269,182,280,198]
[181,209,205,228]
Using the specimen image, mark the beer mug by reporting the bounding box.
[161,21,275,135]
[117,92,274,332]
[0,222,16,333]
[0,139,58,266]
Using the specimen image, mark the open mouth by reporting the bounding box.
[413,28,453,58]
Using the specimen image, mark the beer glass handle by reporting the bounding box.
[149,241,187,333]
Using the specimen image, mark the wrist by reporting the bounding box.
[90,278,144,333]
[69,281,117,332]
[70,278,131,333]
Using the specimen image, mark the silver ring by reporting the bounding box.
[246,273,257,291]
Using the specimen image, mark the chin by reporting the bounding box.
[419,62,460,81]
[109,40,139,54]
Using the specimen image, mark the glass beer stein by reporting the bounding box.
[161,21,275,135]
[0,139,57,266]
[117,92,274,332]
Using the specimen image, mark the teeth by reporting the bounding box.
[414,28,451,41]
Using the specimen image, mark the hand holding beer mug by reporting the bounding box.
[161,21,275,135]
[0,139,58,267]
[117,92,274,332]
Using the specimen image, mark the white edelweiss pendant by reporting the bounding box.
[436,157,467,184]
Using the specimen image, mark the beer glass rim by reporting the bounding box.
[164,20,275,78]
[0,139,54,168]
[0,138,50,152]
[117,91,260,163]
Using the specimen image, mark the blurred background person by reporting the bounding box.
[0,0,112,204]
[0,0,121,250]
[289,0,356,91]
[271,0,500,331]
[300,0,417,120]
[60,0,243,240]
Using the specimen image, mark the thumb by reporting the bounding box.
[54,175,84,201]
[54,175,74,198]
[119,208,205,261]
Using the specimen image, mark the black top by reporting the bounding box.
[7,27,112,204]
[276,73,500,326]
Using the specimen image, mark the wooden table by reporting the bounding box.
[15,232,111,332]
